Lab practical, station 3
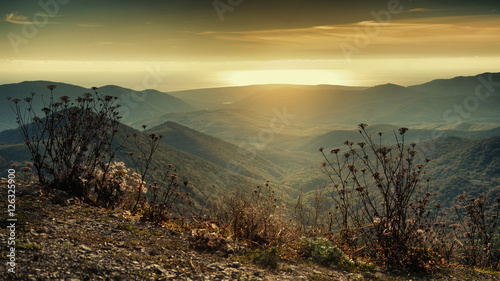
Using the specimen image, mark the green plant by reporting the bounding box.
[17,240,42,251]
[298,237,355,271]
[252,246,280,269]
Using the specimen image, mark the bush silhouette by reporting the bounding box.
[9,85,121,203]
[319,124,439,270]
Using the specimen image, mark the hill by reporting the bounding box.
[0,122,276,204]
[296,124,500,153]
[425,136,500,206]
[134,72,500,145]
[409,72,500,96]
[147,121,284,181]
[280,135,500,208]
[130,107,308,143]
[0,81,195,132]
[166,84,286,110]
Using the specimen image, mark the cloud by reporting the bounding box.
[405,8,439,13]
[194,25,346,45]
[403,7,472,14]
[194,15,500,58]
[5,11,59,25]
[5,12,29,24]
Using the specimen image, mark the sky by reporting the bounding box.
[1,0,499,91]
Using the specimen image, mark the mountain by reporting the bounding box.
[0,81,195,132]
[4,72,499,141]
[166,85,286,110]
[0,122,278,204]
[147,121,285,181]
[425,136,500,206]
[296,124,500,153]
[166,84,367,110]
[409,72,500,96]
[279,135,500,208]
[1,73,499,209]
[130,107,306,143]
[135,73,500,145]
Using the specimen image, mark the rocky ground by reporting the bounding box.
[1,180,499,280]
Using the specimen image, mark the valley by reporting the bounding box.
[1,72,499,209]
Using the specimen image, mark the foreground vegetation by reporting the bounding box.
[6,85,500,275]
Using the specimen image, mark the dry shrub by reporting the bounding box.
[10,85,121,202]
[211,182,296,249]
[319,124,440,270]
[453,195,500,269]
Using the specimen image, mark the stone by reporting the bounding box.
[254,271,263,277]
[207,263,223,271]
[149,248,161,256]
[229,262,241,268]
[79,245,92,253]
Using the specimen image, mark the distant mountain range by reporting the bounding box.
[0,81,195,132]
[133,72,500,143]
[3,73,499,139]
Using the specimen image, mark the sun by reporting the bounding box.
[224,69,346,86]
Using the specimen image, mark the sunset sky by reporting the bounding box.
[1,0,499,91]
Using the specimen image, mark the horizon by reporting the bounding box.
[1,0,499,92]
[2,70,499,93]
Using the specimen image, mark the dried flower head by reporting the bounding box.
[398,127,409,135]
[41,107,51,114]
[330,148,340,154]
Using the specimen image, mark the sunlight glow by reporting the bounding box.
[225,70,345,86]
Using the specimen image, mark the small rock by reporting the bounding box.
[149,248,161,256]
[103,230,112,235]
[151,264,168,275]
[41,227,51,234]
[79,245,92,253]
[229,262,241,268]
[208,263,223,271]
[225,244,234,254]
